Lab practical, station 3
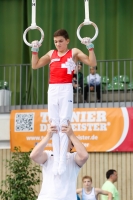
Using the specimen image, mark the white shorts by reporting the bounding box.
[48,83,73,127]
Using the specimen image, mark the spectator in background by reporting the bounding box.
[73,62,83,93]
[76,175,112,200]
[84,66,101,102]
[101,169,119,200]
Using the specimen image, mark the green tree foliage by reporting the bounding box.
[0,147,41,200]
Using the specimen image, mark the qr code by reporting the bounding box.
[15,113,35,132]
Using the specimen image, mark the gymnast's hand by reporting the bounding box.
[31,40,42,52]
[81,37,91,46]
[32,40,41,47]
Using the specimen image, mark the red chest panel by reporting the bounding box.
[49,50,75,84]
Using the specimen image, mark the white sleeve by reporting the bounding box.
[96,74,101,84]
[98,74,101,83]
[40,150,52,167]
[73,152,81,173]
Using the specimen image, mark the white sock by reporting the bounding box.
[58,132,69,175]
[52,133,60,175]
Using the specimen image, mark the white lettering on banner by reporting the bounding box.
[82,143,89,147]
[39,111,110,132]
[26,135,98,141]
[77,135,98,140]
[71,111,107,122]
[26,136,90,148]
[72,112,81,122]
[40,124,50,132]
[80,112,86,122]
[46,143,52,147]
[40,111,107,123]
[40,112,49,123]
[26,136,89,147]
[26,136,44,140]
[71,123,108,131]
[40,124,47,131]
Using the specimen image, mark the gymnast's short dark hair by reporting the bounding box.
[53,29,69,40]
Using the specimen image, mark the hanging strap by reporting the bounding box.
[23,0,44,47]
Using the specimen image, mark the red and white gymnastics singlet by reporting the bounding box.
[49,49,75,84]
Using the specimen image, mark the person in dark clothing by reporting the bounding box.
[73,62,83,93]
[84,66,101,102]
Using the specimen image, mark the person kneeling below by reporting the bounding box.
[30,123,89,200]
[76,175,112,200]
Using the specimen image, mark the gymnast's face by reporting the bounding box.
[54,36,70,52]
[83,178,92,188]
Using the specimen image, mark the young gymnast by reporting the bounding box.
[31,29,97,175]
[76,175,112,200]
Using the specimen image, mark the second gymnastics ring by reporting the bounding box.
[77,21,98,42]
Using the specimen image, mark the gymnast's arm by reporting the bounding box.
[72,48,97,67]
[30,125,57,164]
[31,50,53,69]
[76,188,82,194]
[61,123,89,167]
[95,188,113,200]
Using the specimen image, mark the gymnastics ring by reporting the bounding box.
[77,21,98,42]
[77,0,98,42]
[23,26,44,47]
